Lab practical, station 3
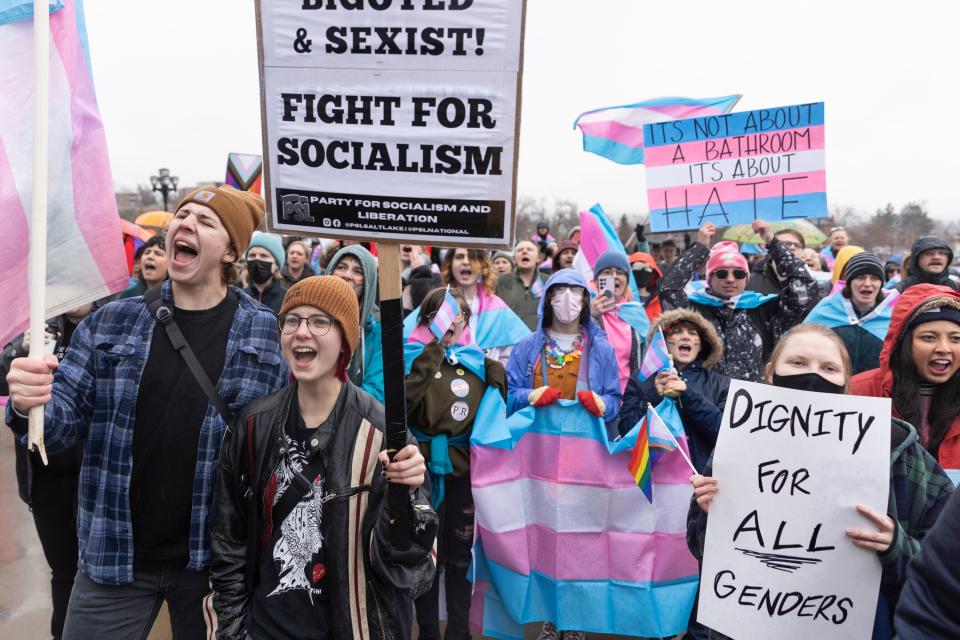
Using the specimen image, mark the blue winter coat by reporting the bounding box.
[619,359,730,472]
[505,269,622,423]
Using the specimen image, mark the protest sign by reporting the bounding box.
[698,380,890,640]
[643,102,827,232]
[256,0,525,248]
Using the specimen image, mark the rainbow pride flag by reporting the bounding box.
[639,327,671,380]
[627,414,654,500]
[470,399,698,638]
[574,95,741,165]
[0,0,128,347]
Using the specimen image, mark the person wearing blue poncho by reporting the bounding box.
[404,287,507,640]
[326,245,384,402]
[804,251,898,374]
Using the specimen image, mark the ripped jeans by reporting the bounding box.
[414,475,475,640]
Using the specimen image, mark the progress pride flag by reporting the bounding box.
[0,0,127,347]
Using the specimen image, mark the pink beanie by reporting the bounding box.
[706,241,750,281]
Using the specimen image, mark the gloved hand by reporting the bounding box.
[577,390,606,417]
[528,386,562,407]
[634,223,646,243]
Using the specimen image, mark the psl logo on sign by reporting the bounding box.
[281,194,314,223]
[698,380,890,640]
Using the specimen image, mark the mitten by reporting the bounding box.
[528,386,562,407]
[577,390,606,417]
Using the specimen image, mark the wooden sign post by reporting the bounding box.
[376,242,411,548]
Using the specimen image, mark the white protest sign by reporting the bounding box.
[256,0,525,248]
[698,380,890,640]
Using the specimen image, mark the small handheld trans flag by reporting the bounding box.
[638,327,671,380]
[627,415,654,501]
[430,288,461,342]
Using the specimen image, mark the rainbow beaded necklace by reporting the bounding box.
[543,328,585,368]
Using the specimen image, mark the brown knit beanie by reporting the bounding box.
[279,276,361,356]
[176,185,264,257]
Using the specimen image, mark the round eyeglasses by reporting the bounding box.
[278,314,334,337]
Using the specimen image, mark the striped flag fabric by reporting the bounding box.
[470,399,699,638]
[627,414,654,500]
[530,276,544,299]
[573,95,742,165]
[0,0,128,347]
[639,327,671,380]
[571,203,639,299]
[429,288,460,341]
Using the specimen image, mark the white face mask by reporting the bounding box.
[551,288,583,324]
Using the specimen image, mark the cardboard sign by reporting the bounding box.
[644,102,827,232]
[256,0,525,248]
[698,380,890,640]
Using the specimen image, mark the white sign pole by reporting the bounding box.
[28,0,50,465]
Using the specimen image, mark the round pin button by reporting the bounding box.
[450,378,470,398]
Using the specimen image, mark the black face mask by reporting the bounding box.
[247,259,274,285]
[634,269,652,288]
[773,372,845,395]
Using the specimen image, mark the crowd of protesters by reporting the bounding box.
[3,188,960,640]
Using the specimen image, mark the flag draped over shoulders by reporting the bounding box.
[0,0,127,346]
[469,399,699,639]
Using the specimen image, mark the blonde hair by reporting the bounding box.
[765,324,853,393]
[441,248,495,294]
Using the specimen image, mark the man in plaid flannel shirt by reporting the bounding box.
[6,186,287,639]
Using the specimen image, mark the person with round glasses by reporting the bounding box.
[211,276,438,640]
[659,219,819,382]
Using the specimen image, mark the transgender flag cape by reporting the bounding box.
[0,0,127,347]
[470,398,699,638]
[404,286,530,353]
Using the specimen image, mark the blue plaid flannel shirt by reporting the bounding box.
[6,282,288,585]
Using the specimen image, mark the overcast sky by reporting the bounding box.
[85,0,958,220]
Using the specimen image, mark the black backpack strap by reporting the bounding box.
[272,454,327,528]
[144,287,233,424]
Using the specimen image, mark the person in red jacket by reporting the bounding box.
[851,283,960,469]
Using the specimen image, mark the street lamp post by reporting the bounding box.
[150,167,179,211]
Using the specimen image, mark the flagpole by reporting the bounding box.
[28,0,50,465]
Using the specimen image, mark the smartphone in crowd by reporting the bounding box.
[597,275,616,298]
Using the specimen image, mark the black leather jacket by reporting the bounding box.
[210,382,438,640]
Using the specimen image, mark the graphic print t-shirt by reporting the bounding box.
[247,402,336,640]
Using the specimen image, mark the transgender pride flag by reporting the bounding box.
[0,0,127,347]
[470,399,699,638]
[639,326,671,380]
[429,288,460,340]
[571,203,639,299]
[574,95,742,165]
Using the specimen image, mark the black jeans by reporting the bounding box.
[24,444,81,640]
[415,475,474,640]
[63,568,212,640]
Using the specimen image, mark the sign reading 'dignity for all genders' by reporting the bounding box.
[698,380,890,640]
[257,0,526,248]
[643,102,827,232]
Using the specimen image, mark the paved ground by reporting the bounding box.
[0,426,657,639]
